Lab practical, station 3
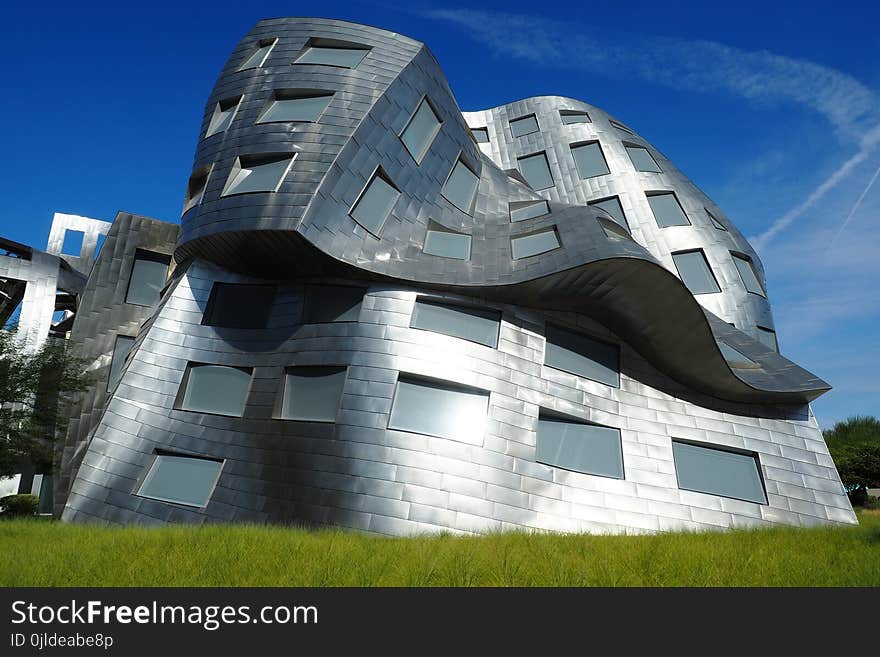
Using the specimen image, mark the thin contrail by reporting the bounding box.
[828,163,880,251]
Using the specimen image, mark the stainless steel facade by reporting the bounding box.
[55,17,856,533]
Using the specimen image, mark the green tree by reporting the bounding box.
[0,329,93,478]
[823,416,880,505]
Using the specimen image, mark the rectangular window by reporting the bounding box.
[571,141,610,179]
[731,253,766,296]
[257,90,333,124]
[560,109,591,124]
[350,169,399,236]
[647,192,690,227]
[544,324,620,387]
[509,199,550,223]
[202,283,275,329]
[510,114,539,137]
[400,97,442,163]
[672,440,766,504]
[757,327,779,352]
[625,145,662,172]
[388,377,489,445]
[517,152,554,190]
[125,250,171,306]
[424,226,471,260]
[718,342,759,369]
[222,154,294,196]
[294,42,370,68]
[672,250,720,295]
[182,165,211,215]
[588,196,628,230]
[411,299,500,348]
[471,127,489,143]
[239,38,276,70]
[442,159,479,214]
[537,415,624,479]
[706,208,727,231]
[303,284,364,323]
[177,364,252,417]
[61,230,84,257]
[137,453,223,508]
[206,95,242,137]
[598,217,633,241]
[511,228,560,259]
[280,366,347,422]
[107,335,135,392]
[609,119,634,135]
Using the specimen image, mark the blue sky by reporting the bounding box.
[1,1,877,427]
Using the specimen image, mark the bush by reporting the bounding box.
[0,494,39,517]
[824,416,880,503]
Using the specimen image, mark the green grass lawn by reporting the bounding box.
[2,512,879,587]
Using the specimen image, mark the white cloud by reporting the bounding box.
[425,9,880,139]
[426,8,880,248]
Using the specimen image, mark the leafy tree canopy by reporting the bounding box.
[823,416,880,499]
[0,329,93,478]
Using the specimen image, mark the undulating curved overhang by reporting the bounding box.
[174,17,828,407]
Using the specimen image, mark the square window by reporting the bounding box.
[303,285,364,323]
[625,145,662,172]
[517,152,554,190]
[588,196,628,230]
[107,335,135,392]
[647,192,690,227]
[571,141,610,179]
[756,327,779,352]
[411,299,500,348]
[206,95,242,137]
[598,217,633,241]
[222,154,294,196]
[731,253,766,296]
[257,90,333,124]
[609,119,634,135]
[294,39,370,68]
[509,199,550,223]
[400,97,442,163]
[706,208,728,231]
[511,227,560,259]
[350,169,399,236]
[424,225,471,260]
[137,453,223,508]
[182,165,211,215]
[537,415,624,479]
[442,159,480,214]
[544,324,620,387]
[176,363,252,417]
[717,342,759,369]
[673,440,766,504]
[280,366,347,422]
[239,38,277,70]
[560,109,591,124]
[388,376,489,445]
[510,114,539,137]
[125,250,171,306]
[202,283,275,329]
[671,250,720,295]
[61,230,84,257]
[471,127,489,143]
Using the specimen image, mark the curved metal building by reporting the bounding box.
[59,17,857,533]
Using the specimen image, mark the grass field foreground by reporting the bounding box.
[2,512,879,586]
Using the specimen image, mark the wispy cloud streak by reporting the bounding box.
[426,9,879,139]
[426,9,880,247]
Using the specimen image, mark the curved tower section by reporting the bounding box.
[61,18,855,534]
